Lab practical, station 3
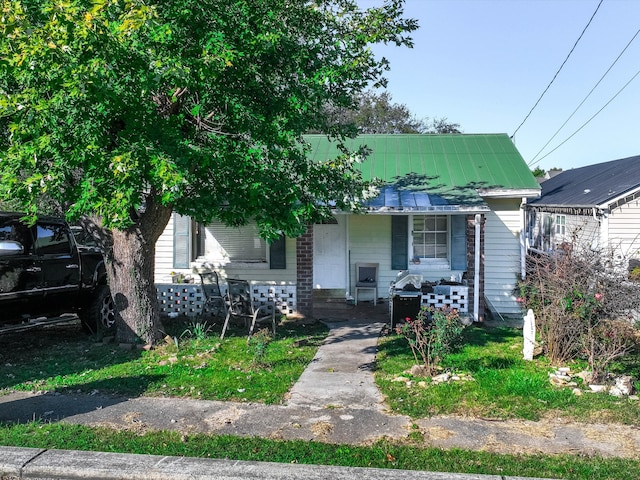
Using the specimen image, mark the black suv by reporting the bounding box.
[0,212,114,333]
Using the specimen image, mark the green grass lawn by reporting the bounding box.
[2,319,640,479]
[0,319,328,404]
[1,422,638,480]
[376,325,640,424]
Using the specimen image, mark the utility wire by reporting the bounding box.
[511,0,604,139]
[528,25,640,165]
[530,67,640,165]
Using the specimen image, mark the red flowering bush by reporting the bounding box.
[395,306,465,376]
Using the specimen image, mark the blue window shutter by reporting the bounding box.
[173,214,191,269]
[269,234,286,269]
[450,215,467,270]
[391,216,408,270]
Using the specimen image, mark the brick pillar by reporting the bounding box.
[296,225,314,318]
[466,214,485,321]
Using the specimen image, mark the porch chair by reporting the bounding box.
[220,279,276,341]
[354,262,379,306]
[199,271,227,322]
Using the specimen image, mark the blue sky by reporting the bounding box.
[361,0,640,172]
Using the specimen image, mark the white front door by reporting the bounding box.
[313,216,347,290]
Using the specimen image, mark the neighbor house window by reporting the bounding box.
[555,215,566,235]
[412,215,448,264]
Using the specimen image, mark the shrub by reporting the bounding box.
[396,306,465,376]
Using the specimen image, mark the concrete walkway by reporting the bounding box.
[287,320,386,409]
[1,317,639,478]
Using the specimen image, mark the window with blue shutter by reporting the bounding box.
[269,234,286,269]
[391,216,408,270]
[450,215,467,270]
[173,214,191,269]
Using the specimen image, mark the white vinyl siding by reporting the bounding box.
[484,199,523,316]
[154,215,178,282]
[563,215,599,250]
[606,194,640,263]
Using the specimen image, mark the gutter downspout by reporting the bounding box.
[521,198,527,280]
[474,214,481,322]
[345,217,352,301]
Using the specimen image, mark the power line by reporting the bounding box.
[529,25,640,165]
[511,0,604,139]
[529,67,640,166]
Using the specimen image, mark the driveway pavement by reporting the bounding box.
[1,307,639,478]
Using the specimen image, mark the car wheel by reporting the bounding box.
[80,285,115,334]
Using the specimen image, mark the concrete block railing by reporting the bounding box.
[156,283,297,319]
[423,285,468,313]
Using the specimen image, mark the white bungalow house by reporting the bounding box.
[526,155,640,270]
[154,134,540,321]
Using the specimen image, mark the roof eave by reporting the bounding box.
[479,188,540,199]
[598,185,640,209]
[365,205,490,214]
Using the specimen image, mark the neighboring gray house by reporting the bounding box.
[526,155,640,269]
[155,134,540,321]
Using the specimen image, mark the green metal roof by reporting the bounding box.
[305,134,540,208]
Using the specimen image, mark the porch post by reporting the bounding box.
[466,214,485,322]
[296,225,314,318]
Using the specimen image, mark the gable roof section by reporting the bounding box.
[306,134,539,211]
[528,155,640,208]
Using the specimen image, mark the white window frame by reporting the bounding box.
[555,214,566,236]
[410,214,450,269]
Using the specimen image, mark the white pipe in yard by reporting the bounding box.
[474,214,481,322]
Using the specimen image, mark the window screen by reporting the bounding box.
[207,222,267,262]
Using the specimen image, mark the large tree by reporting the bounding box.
[321,90,461,134]
[0,0,417,343]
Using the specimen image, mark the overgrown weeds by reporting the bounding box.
[517,237,640,381]
[179,319,214,341]
[248,328,273,366]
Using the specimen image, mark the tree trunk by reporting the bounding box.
[105,198,173,345]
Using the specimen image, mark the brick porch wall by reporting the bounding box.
[296,225,314,318]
